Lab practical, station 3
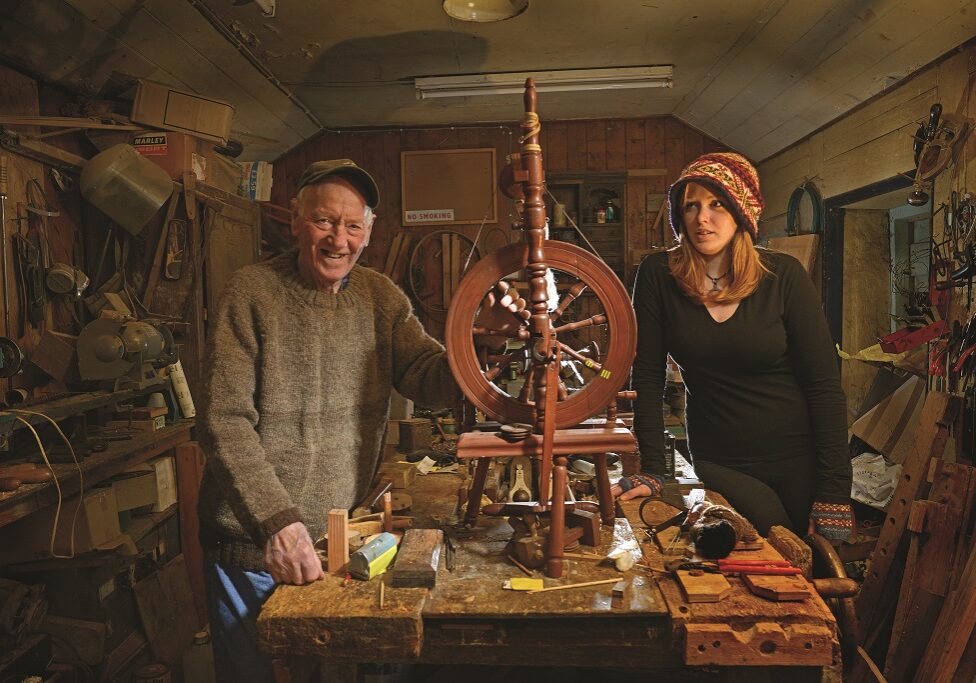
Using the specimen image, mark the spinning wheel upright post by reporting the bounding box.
[516,82,571,577]
[518,80,558,514]
[447,79,638,579]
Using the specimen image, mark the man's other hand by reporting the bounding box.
[474,281,528,351]
[264,521,324,585]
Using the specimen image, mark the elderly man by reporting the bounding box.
[198,159,458,681]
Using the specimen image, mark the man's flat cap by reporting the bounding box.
[297,159,380,208]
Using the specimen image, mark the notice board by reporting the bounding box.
[401,148,497,226]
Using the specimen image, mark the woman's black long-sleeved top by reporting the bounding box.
[631,249,851,503]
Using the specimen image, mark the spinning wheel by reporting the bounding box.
[445,240,635,428]
[448,79,639,578]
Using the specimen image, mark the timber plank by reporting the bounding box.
[855,392,955,630]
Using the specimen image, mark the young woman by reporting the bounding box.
[612,153,853,542]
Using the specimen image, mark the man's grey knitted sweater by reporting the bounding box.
[198,250,457,569]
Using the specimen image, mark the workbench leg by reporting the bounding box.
[271,656,322,683]
[464,458,490,527]
[546,455,568,578]
[592,452,615,525]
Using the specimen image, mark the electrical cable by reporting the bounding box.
[786,181,824,236]
[2,409,83,559]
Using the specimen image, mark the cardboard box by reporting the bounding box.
[850,375,925,465]
[131,80,234,144]
[132,131,241,194]
[149,456,178,512]
[111,466,157,512]
[4,487,123,561]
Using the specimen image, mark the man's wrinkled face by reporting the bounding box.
[290,178,373,292]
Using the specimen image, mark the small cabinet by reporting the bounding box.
[545,173,626,280]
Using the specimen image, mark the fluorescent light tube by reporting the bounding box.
[415,66,673,100]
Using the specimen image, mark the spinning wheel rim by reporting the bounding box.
[445,240,636,428]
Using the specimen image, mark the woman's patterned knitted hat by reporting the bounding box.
[668,152,764,241]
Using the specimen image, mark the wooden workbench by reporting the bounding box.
[258,467,840,679]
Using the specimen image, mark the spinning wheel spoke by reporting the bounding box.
[557,341,604,374]
[550,281,588,321]
[518,364,538,403]
[552,313,607,335]
[472,325,530,340]
[483,352,515,381]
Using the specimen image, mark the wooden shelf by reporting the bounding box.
[0,421,194,531]
[0,386,165,447]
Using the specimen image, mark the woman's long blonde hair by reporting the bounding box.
[668,227,770,305]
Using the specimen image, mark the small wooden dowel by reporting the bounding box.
[379,580,385,608]
[507,555,533,576]
[562,552,604,561]
[527,578,620,594]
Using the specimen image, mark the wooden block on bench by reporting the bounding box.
[378,463,415,490]
[391,529,442,588]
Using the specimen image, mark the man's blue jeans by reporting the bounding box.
[204,553,277,683]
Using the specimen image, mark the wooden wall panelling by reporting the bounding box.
[340,132,365,165]
[624,119,645,170]
[605,121,626,171]
[625,176,648,261]
[566,121,587,170]
[664,118,686,184]
[841,208,891,420]
[585,120,606,171]
[684,128,704,161]
[400,128,421,152]
[821,87,936,162]
[545,121,568,173]
[644,119,665,172]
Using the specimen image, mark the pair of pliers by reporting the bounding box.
[716,559,802,575]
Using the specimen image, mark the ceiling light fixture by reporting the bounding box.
[443,0,529,22]
[415,66,673,100]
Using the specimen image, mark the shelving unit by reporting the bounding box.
[546,173,627,281]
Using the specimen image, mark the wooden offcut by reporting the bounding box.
[743,574,813,602]
[377,462,416,490]
[327,509,349,575]
[391,528,442,588]
[675,569,732,603]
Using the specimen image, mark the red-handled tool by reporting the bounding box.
[716,559,791,567]
[717,559,802,575]
[720,565,802,575]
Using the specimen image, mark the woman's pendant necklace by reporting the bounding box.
[706,269,730,292]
